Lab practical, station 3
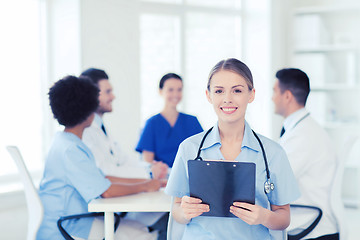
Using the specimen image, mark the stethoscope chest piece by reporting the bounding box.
[264,179,275,194]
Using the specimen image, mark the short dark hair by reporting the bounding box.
[207,58,254,91]
[275,68,310,106]
[49,75,99,127]
[159,73,182,89]
[80,68,109,85]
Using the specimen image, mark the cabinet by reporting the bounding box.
[289,0,360,207]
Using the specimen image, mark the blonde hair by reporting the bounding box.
[207,58,254,91]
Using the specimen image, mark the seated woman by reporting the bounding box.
[136,73,203,168]
[37,76,165,240]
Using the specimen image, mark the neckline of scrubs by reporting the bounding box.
[159,112,181,128]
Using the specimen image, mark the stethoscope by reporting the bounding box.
[194,127,275,194]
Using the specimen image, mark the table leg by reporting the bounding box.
[104,212,114,240]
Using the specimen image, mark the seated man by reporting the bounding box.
[272,68,339,239]
[81,68,168,179]
[80,68,168,240]
[37,75,165,240]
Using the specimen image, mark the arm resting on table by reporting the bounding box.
[101,176,163,198]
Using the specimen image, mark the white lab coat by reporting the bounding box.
[83,114,149,178]
[83,114,164,228]
[279,108,338,239]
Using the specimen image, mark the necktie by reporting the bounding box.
[280,126,285,137]
[101,124,107,136]
[101,124,113,155]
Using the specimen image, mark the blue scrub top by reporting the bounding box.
[165,122,300,240]
[37,132,111,240]
[136,113,203,167]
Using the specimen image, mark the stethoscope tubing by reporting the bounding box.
[194,126,274,194]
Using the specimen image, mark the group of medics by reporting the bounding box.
[36,58,339,240]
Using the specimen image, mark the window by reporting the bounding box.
[0,0,44,184]
[184,12,242,128]
[140,14,181,119]
[139,1,244,129]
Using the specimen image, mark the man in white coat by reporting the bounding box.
[81,68,169,240]
[272,68,339,240]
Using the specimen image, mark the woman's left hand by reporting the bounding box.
[230,202,270,225]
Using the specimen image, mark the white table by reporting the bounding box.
[88,189,172,240]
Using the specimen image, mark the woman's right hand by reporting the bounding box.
[180,196,210,221]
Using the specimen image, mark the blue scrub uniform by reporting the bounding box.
[165,122,300,240]
[136,113,203,167]
[37,132,111,240]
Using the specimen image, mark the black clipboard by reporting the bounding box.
[188,160,255,217]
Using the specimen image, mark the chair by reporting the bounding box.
[6,145,121,240]
[6,145,44,240]
[287,205,322,240]
[57,212,121,240]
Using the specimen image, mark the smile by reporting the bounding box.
[220,107,238,114]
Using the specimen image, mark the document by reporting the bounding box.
[188,160,255,217]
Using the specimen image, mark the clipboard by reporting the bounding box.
[188,160,255,217]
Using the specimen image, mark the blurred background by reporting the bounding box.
[0,0,359,238]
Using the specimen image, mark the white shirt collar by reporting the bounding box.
[93,113,103,128]
[201,121,261,152]
[283,108,309,132]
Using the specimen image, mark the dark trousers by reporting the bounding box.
[148,213,169,240]
[307,233,339,240]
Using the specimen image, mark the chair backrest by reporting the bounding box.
[331,135,360,240]
[6,146,44,240]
